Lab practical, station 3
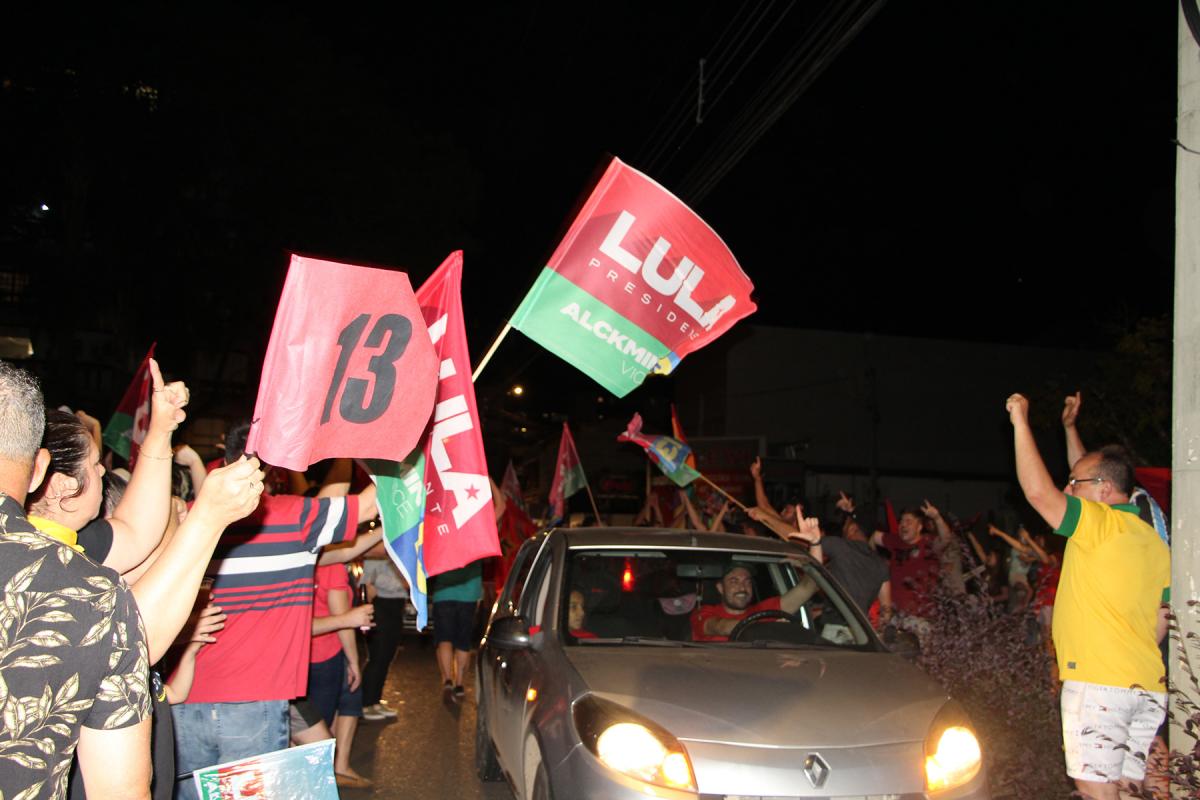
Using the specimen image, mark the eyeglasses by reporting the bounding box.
[1067,477,1106,487]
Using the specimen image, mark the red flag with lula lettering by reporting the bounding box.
[246,255,439,471]
[510,156,756,397]
[416,252,501,577]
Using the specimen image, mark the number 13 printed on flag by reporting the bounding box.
[247,255,440,471]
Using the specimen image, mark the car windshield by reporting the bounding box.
[562,547,875,650]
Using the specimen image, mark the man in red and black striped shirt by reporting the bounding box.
[170,422,378,800]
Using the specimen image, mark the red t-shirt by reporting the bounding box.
[882,531,940,616]
[690,596,782,642]
[311,563,351,663]
[182,493,358,703]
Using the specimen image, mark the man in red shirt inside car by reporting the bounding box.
[691,562,815,642]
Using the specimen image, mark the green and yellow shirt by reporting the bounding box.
[1052,494,1170,691]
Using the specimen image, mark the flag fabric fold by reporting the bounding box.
[510,157,756,397]
[501,460,526,511]
[102,344,156,465]
[246,255,439,472]
[617,413,700,487]
[415,252,501,577]
[670,404,697,470]
[366,455,429,630]
[549,423,588,522]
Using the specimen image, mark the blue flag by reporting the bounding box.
[367,453,429,630]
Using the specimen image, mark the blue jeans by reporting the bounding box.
[171,699,289,800]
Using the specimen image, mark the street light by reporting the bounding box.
[511,384,524,397]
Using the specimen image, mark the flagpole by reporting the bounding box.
[697,473,748,512]
[581,477,604,527]
[472,322,512,382]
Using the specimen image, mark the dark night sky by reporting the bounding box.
[0,2,1178,409]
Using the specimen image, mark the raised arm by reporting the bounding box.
[679,490,705,531]
[131,456,264,661]
[920,500,954,547]
[1020,527,1050,564]
[104,359,186,573]
[1007,394,1067,530]
[1062,391,1086,469]
[318,526,383,565]
[750,457,777,516]
[967,531,987,564]
[708,501,730,532]
[173,444,207,495]
[987,523,1028,554]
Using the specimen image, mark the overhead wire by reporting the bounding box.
[680,0,888,204]
[640,0,777,173]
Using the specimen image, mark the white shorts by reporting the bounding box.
[1061,680,1166,782]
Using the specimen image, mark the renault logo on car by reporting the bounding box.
[803,753,830,788]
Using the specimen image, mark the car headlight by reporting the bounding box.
[924,700,982,793]
[573,695,697,792]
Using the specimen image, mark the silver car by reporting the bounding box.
[475,528,989,800]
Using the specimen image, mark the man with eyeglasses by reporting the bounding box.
[1006,393,1169,800]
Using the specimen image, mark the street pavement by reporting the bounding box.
[339,634,513,799]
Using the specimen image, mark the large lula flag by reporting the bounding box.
[246,255,439,471]
[366,454,429,630]
[416,252,501,577]
[102,344,156,464]
[510,157,756,397]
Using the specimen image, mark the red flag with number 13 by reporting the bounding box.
[247,255,439,471]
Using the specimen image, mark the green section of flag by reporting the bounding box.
[560,461,587,500]
[102,412,133,460]
[663,461,701,488]
[511,268,670,397]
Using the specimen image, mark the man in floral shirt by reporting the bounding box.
[0,361,152,800]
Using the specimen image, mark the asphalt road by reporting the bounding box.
[339,633,513,799]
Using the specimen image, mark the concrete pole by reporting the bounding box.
[1173,6,1200,784]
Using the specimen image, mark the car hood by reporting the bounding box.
[565,647,947,748]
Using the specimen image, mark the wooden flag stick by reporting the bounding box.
[582,479,604,527]
[697,473,748,512]
[472,322,512,382]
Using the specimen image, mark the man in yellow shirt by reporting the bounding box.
[1006,394,1169,800]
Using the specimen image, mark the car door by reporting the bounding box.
[482,537,544,770]
[496,538,556,776]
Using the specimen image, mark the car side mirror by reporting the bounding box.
[487,615,533,651]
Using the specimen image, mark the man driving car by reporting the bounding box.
[691,562,816,642]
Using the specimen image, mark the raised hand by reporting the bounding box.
[835,491,855,514]
[1062,391,1082,428]
[1005,393,1029,425]
[148,358,190,434]
[786,512,821,545]
[750,457,763,481]
[192,455,265,526]
[920,499,941,520]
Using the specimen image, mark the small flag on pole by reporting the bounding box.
[618,413,700,487]
[102,344,156,465]
[670,404,697,470]
[501,460,526,512]
[549,423,587,521]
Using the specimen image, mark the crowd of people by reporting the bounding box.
[0,353,1173,800]
[0,360,438,799]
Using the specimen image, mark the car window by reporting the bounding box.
[562,547,874,649]
[500,538,541,616]
[519,546,553,623]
